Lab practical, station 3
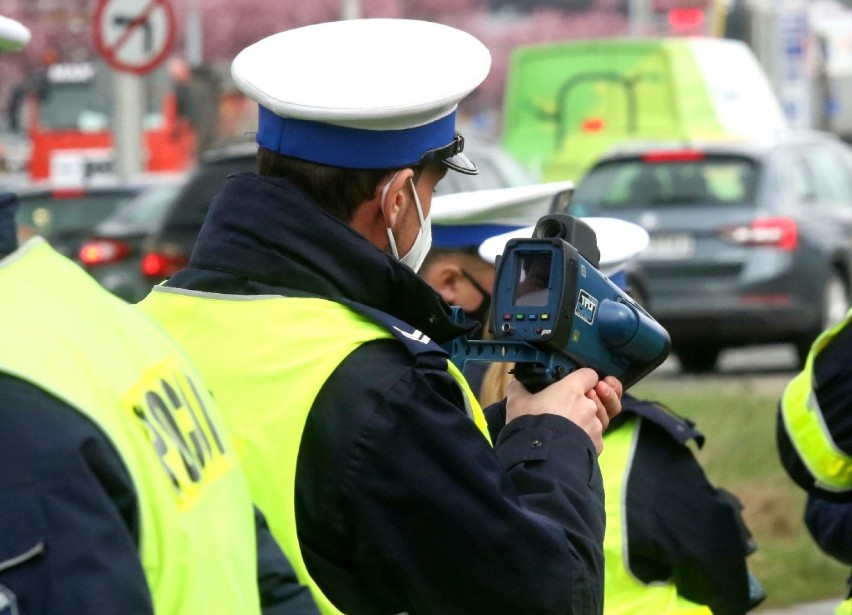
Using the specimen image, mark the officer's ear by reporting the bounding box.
[349,168,413,249]
[379,168,415,229]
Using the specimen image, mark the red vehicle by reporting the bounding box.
[21,60,195,183]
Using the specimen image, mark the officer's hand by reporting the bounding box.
[505,368,623,454]
[587,374,623,426]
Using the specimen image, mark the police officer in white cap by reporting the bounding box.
[478,220,762,615]
[777,315,852,614]
[0,14,318,615]
[138,18,622,614]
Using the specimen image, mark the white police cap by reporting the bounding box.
[231,18,491,173]
[0,15,30,51]
[430,181,573,249]
[478,217,650,278]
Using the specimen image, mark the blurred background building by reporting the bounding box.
[0,0,850,178]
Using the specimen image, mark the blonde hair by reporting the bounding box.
[479,362,515,407]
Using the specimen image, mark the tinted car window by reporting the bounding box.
[570,156,758,215]
[804,144,852,206]
[439,158,505,193]
[435,146,533,194]
[16,190,136,239]
[777,149,818,203]
[165,156,257,229]
[471,156,514,190]
[98,183,182,234]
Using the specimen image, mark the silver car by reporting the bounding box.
[564,131,852,372]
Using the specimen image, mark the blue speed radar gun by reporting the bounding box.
[445,214,671,391]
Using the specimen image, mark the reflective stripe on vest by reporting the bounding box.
[0,239,260,614]
[781,312,852,492]
[139,288,490,614]
[600,417,711,615]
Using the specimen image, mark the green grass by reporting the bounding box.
[630,375,850,610]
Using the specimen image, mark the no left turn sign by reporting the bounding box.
[94,0,176,75]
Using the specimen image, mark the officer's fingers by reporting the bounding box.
[507,367,597,409]
[594,378,623,421]
[506,369,600,426]
[601,375,624,401]
[585,389,610,432]
[565,367,601,393]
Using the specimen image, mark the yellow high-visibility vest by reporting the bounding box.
[140,287,490,614]
[781,311,852,494]
[599,417,711,615]
[0,239,260,614]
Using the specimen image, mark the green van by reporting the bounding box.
[501,37,789,182]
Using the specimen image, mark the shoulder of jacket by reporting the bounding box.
[341,299,448,359]
[622,395,705,448]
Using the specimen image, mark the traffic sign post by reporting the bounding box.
[113,72,145,178]
[93,0,177,178]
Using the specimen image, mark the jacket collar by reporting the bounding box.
[187,172,469,341]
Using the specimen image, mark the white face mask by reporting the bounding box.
[382,174,432,273]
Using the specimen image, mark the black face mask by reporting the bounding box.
[461,269,492,338]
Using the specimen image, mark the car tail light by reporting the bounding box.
[51,188,87,199]
[668,7,705,31]
[716,216,798,251]
[642,150,706,163]
[141,251,189,279]
[79,239,130,265]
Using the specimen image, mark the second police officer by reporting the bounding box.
[139,18,623,615]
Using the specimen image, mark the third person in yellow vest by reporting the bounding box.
[778,309,852,614]
[475,215,762,615]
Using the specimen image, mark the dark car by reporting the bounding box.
[564,131,852,372]
[137,139,535,290]
[78,180,183,301]
[13,180,157,258]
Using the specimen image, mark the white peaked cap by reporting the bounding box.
[430,181,574,248]
[0,15,30,51]
[478,217,650,276]
[231,19,491,171]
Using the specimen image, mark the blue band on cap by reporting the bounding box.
[257,106,457,169]
[433,224,525,250]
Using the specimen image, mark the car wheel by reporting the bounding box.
[795,270,850,366]
[675,345,721,374]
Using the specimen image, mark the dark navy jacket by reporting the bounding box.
[610,395,754,615]
[806,495,852,567]
[805,494,852,601]
[485,392,756,615]
[163,172,607,614]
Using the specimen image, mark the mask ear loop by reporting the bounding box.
[461,269,490,300]
[409,177,426,226]
[382,170,402,259]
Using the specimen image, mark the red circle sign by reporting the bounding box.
[93,0,176,75]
